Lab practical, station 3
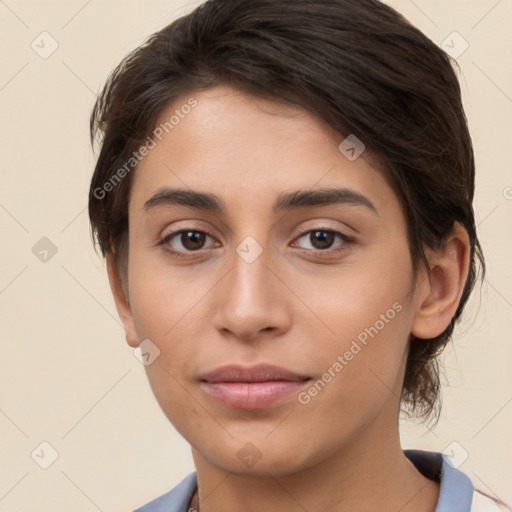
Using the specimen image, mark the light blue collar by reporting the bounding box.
[404,449,474,512]
[135,471,197,512]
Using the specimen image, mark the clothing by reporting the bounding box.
[133,449,504,512]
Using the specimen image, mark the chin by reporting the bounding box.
[194,432,320,478]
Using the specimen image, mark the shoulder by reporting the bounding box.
[404,449,509,512]
[133,472,198,512]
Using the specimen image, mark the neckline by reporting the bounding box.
[161,449,475,512]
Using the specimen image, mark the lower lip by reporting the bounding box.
[200,380,310,409]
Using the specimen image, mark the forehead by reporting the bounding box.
[129,84,399,219]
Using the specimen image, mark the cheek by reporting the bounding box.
[290,311,410,457]
[126,257,207,434]
[127,245,208,337]
[300,302,409,402]
[287,248,413,410]
[289,252,412,350]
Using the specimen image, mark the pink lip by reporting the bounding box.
[199,364,311,410]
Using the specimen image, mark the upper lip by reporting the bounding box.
[200,364,310,383]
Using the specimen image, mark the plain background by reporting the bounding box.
[0,0,511,510]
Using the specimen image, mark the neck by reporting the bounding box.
[190,425,439,512]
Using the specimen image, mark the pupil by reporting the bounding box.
[312,231,333,249]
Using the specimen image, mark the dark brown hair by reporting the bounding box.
[89,0,485,423]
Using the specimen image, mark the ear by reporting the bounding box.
[411,222,471,339]
[106,253,139,348]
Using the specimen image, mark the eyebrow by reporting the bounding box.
[143,187,378,215]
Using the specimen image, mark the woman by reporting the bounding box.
[88,0,509,510]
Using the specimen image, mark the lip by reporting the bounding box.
[199,364,311,410]
[200,364,309,383]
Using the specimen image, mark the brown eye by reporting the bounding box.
[308,230,335,250]
[291,227,356,259]
[159,229,217,256]
[295,229,350,251]
[180,231,207,250]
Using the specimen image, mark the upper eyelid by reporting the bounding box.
[294,225,349,236]
[161,224,349,238]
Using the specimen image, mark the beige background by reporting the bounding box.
[0,0,511,510]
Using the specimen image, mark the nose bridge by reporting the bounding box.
[233,237,272,302]
[213,234,289,339]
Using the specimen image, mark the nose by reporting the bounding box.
[212,243,292,341]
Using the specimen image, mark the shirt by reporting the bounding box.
[133,449,505,512]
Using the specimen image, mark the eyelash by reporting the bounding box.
[157,227,355,259]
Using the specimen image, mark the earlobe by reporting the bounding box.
[411,223,470,340]
[106,253,139,348]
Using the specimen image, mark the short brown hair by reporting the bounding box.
[89,0,485,423]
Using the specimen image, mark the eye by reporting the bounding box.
[292,228,354,255]
[157,227,354,259]
[158,229,218,256]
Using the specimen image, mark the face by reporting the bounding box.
[118,84,429,476]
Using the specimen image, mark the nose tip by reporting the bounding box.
[212,255,291,341]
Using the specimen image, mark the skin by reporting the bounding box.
[107,83,470,512]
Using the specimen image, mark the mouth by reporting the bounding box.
[199,364,312,410]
